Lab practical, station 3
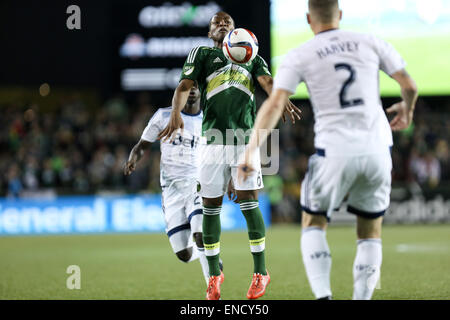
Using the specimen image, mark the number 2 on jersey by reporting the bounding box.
[334,63,364,108]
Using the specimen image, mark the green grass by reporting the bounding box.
[0,224,449,300]
[271,28,450,98]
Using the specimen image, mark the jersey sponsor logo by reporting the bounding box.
[213,57,222,63]
[183,66,194,75]
[169,132,201,148]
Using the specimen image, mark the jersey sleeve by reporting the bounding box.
[180,46,207,82]
[373,36,406,76]
[252,55,272,78]
[141,109,164,143]
[273,50,303,94]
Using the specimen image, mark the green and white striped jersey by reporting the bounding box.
[180,46,271,145]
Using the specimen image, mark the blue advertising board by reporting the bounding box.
[0,194,271,236]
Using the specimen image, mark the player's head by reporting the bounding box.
[186,81,200,106]
[307,0,342,31]
[208,11,235,43]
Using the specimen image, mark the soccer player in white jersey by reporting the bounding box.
[238,0,418,300]
[124,82,214,286]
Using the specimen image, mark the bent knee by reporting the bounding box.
[175,247,193,263]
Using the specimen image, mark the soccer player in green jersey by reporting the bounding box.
[158,11,301,300]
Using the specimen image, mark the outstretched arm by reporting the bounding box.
[124,139,151,175]
[386,69,418,131]
[257,75,301,123]
[157,79,195,141]
[238,88,291,182]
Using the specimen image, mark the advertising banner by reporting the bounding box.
[0,194,270,236]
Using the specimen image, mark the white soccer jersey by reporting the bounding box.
[141,107,204,186]
[274,29,406,156]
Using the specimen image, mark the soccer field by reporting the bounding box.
[1,224,449,300]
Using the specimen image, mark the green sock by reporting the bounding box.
[202,206,222,277]
[240,200,267,275]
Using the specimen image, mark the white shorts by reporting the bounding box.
[198,144,264,198]
[300,149,392,220]
[161,179,203,253]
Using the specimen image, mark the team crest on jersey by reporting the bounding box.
[183,66,194,75]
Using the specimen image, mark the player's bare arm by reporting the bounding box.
[124,139,151,175]
[257,75,302,123]
[238,88,290,182]
[157,79,194,142]
[386,69,418,131]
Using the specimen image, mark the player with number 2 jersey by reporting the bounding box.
[239,0,418,300]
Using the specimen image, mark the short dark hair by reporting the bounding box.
[308,0,339,23]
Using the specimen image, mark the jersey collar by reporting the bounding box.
[316,28,339,35]
[181,110,202,117]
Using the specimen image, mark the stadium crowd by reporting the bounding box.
[1,92,449,221]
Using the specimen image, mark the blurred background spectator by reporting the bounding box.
[1,92,449,222]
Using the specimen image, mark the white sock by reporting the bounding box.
[352,239,382,300]
[301,227,332,299]
[188,245,199,262]
[196,245,210,285]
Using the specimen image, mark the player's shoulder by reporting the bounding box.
[187,46,213,60]
[159,106,173,113]
[347,29,381,43]
[254,54,269,66]
[252,55,271,76]
[189,45,212,53]
[334,29,384,47]
[290,29,375,55]
[152,106,172,119]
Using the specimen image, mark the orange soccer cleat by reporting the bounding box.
[247,271,270,299]
[206,271,225,300]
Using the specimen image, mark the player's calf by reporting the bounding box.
[239,197,270,299]
[193,231,211,285]
[301,211,332,299]
[202,202,223,277]
[353,216,383,300]
[352,238,382,300]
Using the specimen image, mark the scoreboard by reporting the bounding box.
[111,0,271,92]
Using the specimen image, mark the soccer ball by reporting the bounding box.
[222,28,259,64]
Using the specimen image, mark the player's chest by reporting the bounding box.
[180,116,202,134]
[204,53,253,76]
